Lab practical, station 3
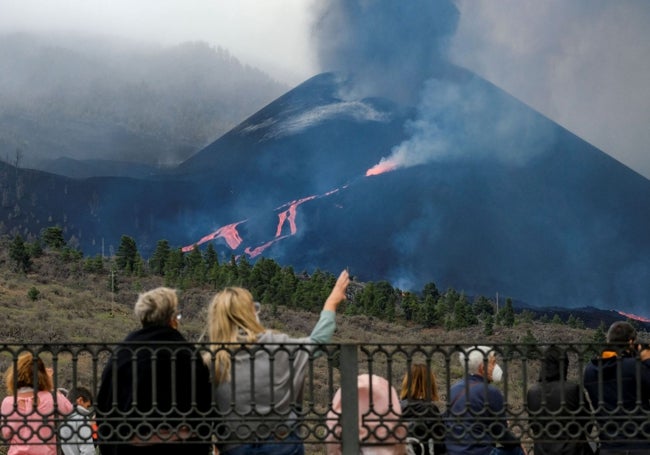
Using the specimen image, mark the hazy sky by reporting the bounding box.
[1,0,649,178]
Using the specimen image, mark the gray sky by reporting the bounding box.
[1,0,649,179]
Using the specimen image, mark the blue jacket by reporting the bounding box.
[445,375,519,455]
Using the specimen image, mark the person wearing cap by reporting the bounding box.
[95,287,212,455]
[583,321,650,454]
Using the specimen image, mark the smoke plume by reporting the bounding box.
[312,0,459,104]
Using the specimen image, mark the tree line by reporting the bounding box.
[7,227,592,332]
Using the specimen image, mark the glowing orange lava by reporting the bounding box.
[365,160,398,176]
[275,195,317,237]
[245,236,289,258]
[181,221,245,252]
[617,310,650,323]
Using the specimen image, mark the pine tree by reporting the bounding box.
[204,243,218,271]
[9,234,31,272]
[498,298,516,327]
[186,245,206,285]
[164,248,185,286]
[593,321,607,344]
[150,239,171,276]
[115,235,138,274]
[483,314,495,336]
[41,226,66,249]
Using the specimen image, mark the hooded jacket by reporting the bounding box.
[583,348,650,451]
[527,347,592,455]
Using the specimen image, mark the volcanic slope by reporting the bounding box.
[173,71,650,314]
[2,71,650,315]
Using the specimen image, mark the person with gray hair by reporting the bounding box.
[96,287,213,455]
[445,346,522,455]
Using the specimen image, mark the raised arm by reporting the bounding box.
[310,270,350,344]
[323,269,350,312]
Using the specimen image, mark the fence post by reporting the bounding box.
[339,344,359,455]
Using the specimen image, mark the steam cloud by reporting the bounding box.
[313,0,554,174]
[312,0,459,105]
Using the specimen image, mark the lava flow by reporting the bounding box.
[183,159,399,257]
[617,310,650,323]
[275,195,318,237]
[181,221,246,252]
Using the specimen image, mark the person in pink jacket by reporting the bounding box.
[1,353,74,455]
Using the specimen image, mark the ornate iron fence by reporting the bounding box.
[1,342,649,454]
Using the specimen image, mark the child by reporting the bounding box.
[60,387,96,455]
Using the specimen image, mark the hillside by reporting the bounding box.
[0,32,288,170]
[0,234,634,347]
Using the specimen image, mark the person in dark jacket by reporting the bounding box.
[445,346,522,455]
[583,321,650,454]
[527,345,594,455]
[96,287,213,455]
[399,363,446,455]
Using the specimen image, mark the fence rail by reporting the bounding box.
[1,342,649,454]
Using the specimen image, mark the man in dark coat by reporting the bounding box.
[583,321,650,455]
[96,287,213,455]
[527,345,594,455]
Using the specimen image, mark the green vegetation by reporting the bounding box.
[0,225,629,347]
[3,226,608,339]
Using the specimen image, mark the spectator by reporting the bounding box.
[60,386,96,455]
[95,287,212,455]
[326,373,407,455]
[399,363,446,455]
[445,346,523,455]
[1,353,74,455]
[583,321,650,454]
[527,345,594,455]
[203,269,350,455]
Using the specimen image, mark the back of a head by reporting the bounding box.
[134,287,178,327]
[70,386,93,404]
[207,287,264,343]
[540,345,568,382]
[400,363,438,401]
[607,321,637,345]
[459,345,493,374]
[4,353,52,394]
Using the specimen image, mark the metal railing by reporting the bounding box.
[1,342,650,454]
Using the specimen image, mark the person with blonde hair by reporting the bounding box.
[204,269,350,455]
[399,363,446,455]
[95,287,212,455]
[1,352,74,455]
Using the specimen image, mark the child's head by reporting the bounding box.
[70,386,93,409]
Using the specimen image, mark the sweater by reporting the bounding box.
[215,310,336,451]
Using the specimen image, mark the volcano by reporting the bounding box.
[3,71,650,314]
